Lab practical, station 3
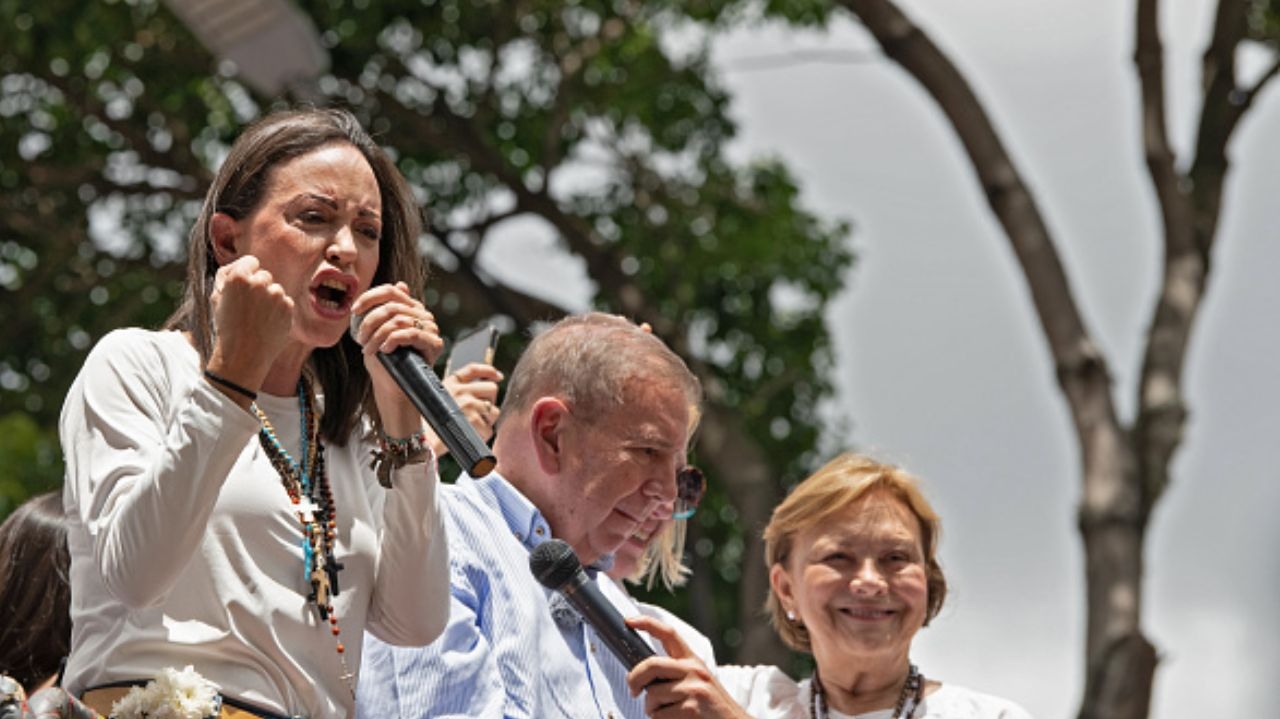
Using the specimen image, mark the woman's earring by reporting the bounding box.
[786,610,797,622]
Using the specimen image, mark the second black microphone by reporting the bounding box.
[530,538,656,669]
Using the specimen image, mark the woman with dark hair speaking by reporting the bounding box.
[627,452,1033,719]
[58,108,450,718]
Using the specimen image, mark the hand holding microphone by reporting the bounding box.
[530,539,656,669]
[622,614,753,718]
[349,284,496,477]
[531,540,742,715]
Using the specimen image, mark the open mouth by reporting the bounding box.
[312,276,354,311]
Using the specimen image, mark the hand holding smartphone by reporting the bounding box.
[443,325,500,376]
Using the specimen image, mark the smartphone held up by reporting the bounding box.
[443,325,500,376]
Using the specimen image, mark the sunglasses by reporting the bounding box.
[673,465,706,520]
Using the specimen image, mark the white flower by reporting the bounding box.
[110,666,219,719]
[110,685,159,719]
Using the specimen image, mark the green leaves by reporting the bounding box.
[1,0,853,658]
[0,413,62,517]
[1248,0,1280,41]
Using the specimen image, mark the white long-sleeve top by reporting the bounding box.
[59,328,449,718]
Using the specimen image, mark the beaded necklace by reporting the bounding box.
[810,663,922,719]
[251,378,355,698]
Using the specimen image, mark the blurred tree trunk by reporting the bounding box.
[834,0,1275,716]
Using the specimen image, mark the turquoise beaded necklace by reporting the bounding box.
[251,377,354,696]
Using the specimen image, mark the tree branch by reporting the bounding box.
[540,15,627,171]
[1134,0,1190,257]
[42,76,205,187]
[432,206,524,260]
[838,0,1122,476]
[1234,55,1280,120]
[421,210,572,327]
[1132,0,1246,514]
[835,6,1152,712]
[1187,0,1246,251]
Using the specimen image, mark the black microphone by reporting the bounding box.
[350,313,496,477]
[530,539,655,669]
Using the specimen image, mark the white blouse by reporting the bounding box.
[60,329,449,718]
[714,665,1035,719]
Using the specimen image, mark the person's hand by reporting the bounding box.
[350,281,444,438]
[26,686,99,719]
[626,615,753,719]
[428,363,503,457]
[206,255,295,405]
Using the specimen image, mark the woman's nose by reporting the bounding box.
[326,227,358,265]
[850,559,888,594]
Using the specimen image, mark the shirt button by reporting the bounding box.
[589,642,597,654]
[535,526,545,536]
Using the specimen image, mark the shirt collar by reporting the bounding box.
[465,471,615,573]
[467,471,553,552]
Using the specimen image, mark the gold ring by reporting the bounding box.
[413,319,424,331]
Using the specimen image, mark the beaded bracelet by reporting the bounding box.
[369,429,432,488]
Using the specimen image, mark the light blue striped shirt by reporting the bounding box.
[356,472,648,719]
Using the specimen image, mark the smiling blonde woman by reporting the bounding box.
[626,452,1034,719]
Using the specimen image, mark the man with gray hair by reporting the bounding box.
[358,312,702,718]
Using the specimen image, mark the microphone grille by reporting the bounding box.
[529,539,581,590]
[349,312,365,341]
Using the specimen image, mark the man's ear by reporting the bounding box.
[528,397,570,476]
[209,212,242,266]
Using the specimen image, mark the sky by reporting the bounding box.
[482,0,1279,716]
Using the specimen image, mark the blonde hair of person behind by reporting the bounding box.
[630,518,691,591]
[763,452,948,653]
[628,403,703,591]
